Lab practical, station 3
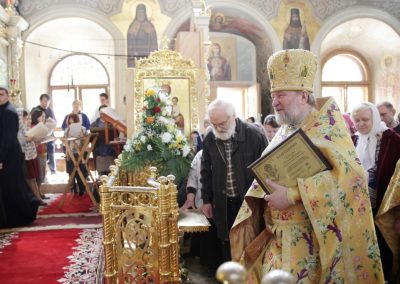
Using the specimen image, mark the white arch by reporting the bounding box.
[22,6,127,114]
[162,6,192,41]
[311,6,400,94]
[162,0,281,52]
[312,6,400,56]
[23,6,124,52]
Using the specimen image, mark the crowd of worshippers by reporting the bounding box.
[0,90,115,228]
[178,97,400,282]
[179,51,400,283]
[2,49,400,283]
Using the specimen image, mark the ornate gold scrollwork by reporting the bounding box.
[101,162,181,283]
[133,49,199,136]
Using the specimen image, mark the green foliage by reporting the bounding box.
[121,87,191,184]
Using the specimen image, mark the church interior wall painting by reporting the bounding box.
[7,0,400,124]
[209,10,264,43]
[209,35,257,82]
[377,54,400,109]
[270,0,321,50]
[206,7,274,116]
[208,37,236,81]
[172,5,272,113]
[127,3,158,67]
[109,1,171,67]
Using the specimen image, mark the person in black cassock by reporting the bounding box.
[0,87,39,228]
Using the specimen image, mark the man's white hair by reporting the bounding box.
[207,99,236,117]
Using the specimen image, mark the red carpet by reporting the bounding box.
[0,228,103,284]
[0,192,104,283]
[33,215,101,227]
[39,193,98,215]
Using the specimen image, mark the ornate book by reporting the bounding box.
[248,128,332,194]
[178,209,210,232]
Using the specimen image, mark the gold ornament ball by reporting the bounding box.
[261,270,295,284]
[216,261,247,284]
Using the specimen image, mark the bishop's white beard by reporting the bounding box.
[275,109,309,126]
[213,122,235,141]
[276,111,297,125]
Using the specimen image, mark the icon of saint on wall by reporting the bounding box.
[283,8,310,50]
[379,55,400,103]
[127,4,158,67]
[207,43,231,81]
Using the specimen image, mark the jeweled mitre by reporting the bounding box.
[267,49,318,92]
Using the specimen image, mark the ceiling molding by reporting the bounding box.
[158,0,192,17]
[18,0,124,18]
[309,0,400,21]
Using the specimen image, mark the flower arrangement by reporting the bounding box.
[121,86,191,184]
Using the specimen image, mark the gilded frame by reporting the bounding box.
[133,49,198,137]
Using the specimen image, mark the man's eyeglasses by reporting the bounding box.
[211,116,231,129]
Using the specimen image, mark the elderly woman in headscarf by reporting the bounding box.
[351,101,400,282]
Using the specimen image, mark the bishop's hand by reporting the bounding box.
[264,179,291,211]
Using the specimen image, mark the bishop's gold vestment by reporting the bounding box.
[230,97,384,284]
[376,159,400,282]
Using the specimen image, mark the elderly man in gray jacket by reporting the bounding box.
[200,99,267,263]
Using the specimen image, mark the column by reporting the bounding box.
[6,3,28,107]
[192,0,211,132]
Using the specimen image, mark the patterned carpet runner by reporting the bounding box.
[0,194,103,283]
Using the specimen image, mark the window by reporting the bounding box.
[49,54,109,126]
[321,52,369,113]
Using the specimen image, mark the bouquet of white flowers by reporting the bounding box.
[121,87,191,184]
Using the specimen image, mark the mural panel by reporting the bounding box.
[378,54,400,108]
[207,38,236,81]
[127,3,158,67]
[271,0,320,50]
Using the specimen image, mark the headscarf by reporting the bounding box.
[353,102,388,171]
